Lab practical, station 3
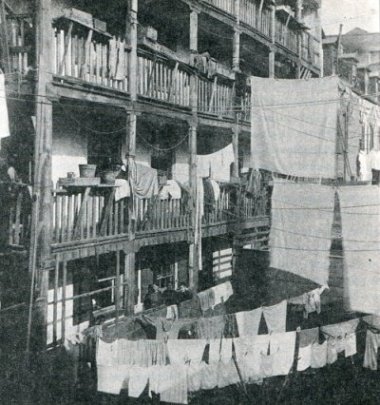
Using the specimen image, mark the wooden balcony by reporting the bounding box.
[301,32,321,67]
[275,19,298,54]
[239,0,272,38]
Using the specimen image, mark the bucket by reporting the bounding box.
[79,164,97,178]
[101,170,116,185]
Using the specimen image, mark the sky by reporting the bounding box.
[321,0,380,35]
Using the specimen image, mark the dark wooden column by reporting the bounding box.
[27,0,53,352]
[124,0,138,314]
[269,4,276,78]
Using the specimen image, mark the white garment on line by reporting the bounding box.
[0,72,10,140]
[209,338,233,365]
[235,307,263,337]
[269,331,296,376]
[159,179,182,199]
[128,366,149,398]
[97,365,130,395]
[262,300,287,333]
[115,179,131,201]
[167,339,207,365]
[212,281,233,307]
[197,143,234,182]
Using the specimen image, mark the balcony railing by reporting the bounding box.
[240,0,272,38]
[198,76,234,118]
[135,197,190,233]
[275,19,298,54]
[202,185,234,225]
[137,54,190,107]
[203,0,235,15]
[0,183,31,249]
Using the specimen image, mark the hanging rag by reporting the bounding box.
[166,304,179,321]
[235,307,263,337]
[233,335,270,382]
[115,39,126,80]
[209,338,233,365]
[303,285,329,318]
[262,300,287,333]
[197,315,226,339]
[270,179,335,286]
[167,339,207,365]
[128,366,149,398]
[321,319,359,364]
[297,328,319,371]
[149,365,188,405]
[250,76,340,178]
[108,36,118,78]
[0,72,10,140]
[197,144,234,182]
[363,329,380,370]
[269,331,296,376]
[198,288,216,313]
[212,281,233,307]
[209,179,221,202]
[200,362,219,390]
[358,151,373,181]
[129,161,159,198]
[159,179,182,200]
[340,186,380,314]
[310,341,328,369]
[203,177,216,214]
[114,179,131,201]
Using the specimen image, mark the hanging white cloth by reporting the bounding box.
[0,71,10,141]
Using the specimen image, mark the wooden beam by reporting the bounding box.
[233,28,241,72]
[0,0,11,73]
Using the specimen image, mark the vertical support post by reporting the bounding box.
[232,114,240,179]
[296,0,303,78]
[269,4,276,78]
[189,7,199,53]
[27,0,53,353]
[123,0,138,315]
[233,28,241,73]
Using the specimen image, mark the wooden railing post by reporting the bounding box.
[233,27,241,73]
[269,4,275,78]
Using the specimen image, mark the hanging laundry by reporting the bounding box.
[200,362,219,390]
[97,364,131,395]
[224,313,239,338]
[235,307,263,337]
[209,179,221,202]
[197,144,234,182]
[268,331,296,376]
[209,338,233,364]
[128,161,159,198]
[128,366,149,398]
[270,179,335,286]
[321,319,359,364]
[216,360,240,388]
[297,328,319,372]
[310,341,328,369]
[262,300,287,333]
[203,177,216,214]
[234,335,270,382]
[0,72,10,140]
[246,169,262,196]
[340,186,380,315]
[114,179,131,201]
[167,339,207,365]
[149,365,188,405]
[303,285,329,318]
[250,76,340,178]
[212,281,233,307]
[108,36,118,78]
[363,329,380,371]
[166,304,179,320]
[198,288,216,313]
[159,179,182,199]
[187,362,205,392]
[197,315,226,339]
[115,39,126,80]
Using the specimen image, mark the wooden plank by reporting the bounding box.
[208,76,218,113]
[73,187,91,239]
[53,257,59,344]
[61,260,67,342]
[59,21,73,76]
[99,189,116,236]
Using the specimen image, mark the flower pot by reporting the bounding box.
[79,164,97,178]
[101,170,116,185]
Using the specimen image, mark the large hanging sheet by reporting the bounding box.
[340,186,380,315]
[270,179,335,286]
[250,77,340,179]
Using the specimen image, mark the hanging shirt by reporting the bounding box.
[97,364,130,395]
[167,339,207,365]
[262,300,287,333]
[303,286,329,318]
[235,307,263,337]
[321,319,359,364]
[297,328,319,372]
[310,341,328,369]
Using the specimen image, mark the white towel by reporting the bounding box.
[0,72,10,140]
[212,281,233,307]
[115,179,131,201]
[97,365,130,395]
[269,332,296,376]
[235,307,263,337]
[263,300,287,333]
